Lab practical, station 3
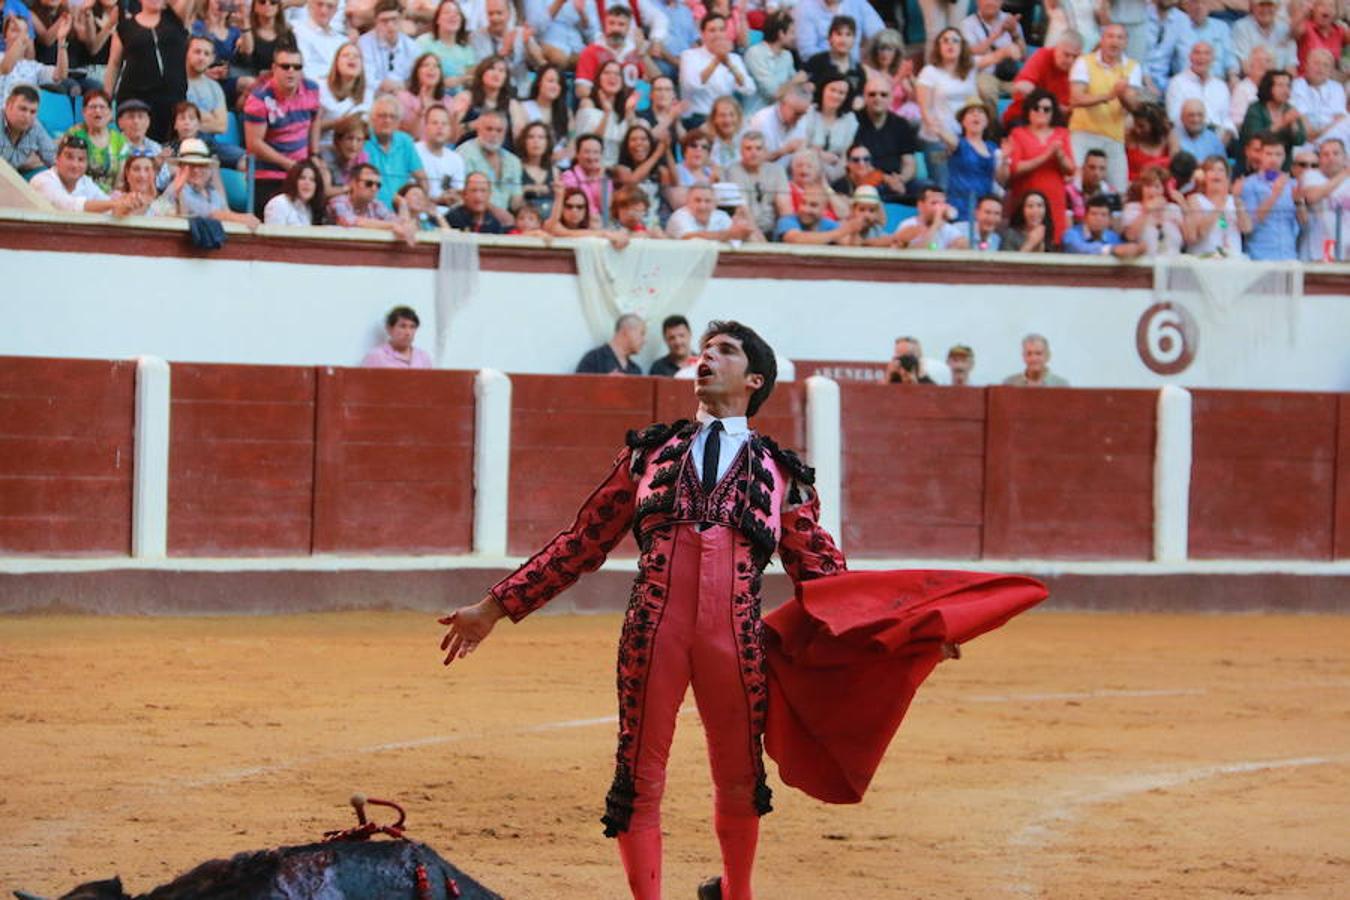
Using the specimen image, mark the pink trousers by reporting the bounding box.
[617,523,760,900]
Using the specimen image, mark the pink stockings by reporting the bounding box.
[616,524,761,900]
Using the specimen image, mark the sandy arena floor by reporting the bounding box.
[1,610,1348,899]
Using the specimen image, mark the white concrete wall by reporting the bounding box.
[3,246,1349,390]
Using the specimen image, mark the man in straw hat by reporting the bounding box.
[150,137,260,229]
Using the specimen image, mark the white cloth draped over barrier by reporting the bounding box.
[572,236,719,355]
[435,233,481,368]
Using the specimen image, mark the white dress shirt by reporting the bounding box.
[1165,69,1234,137]
[31,169,109,212]
[690,413,750,485]
[678,46,754,116]
[1291,78,1348,136]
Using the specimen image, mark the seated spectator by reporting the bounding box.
[803,15,865,113]
[884,335,935,385]
[1004,189,1054,252]
[30,133,136,215]
[319,42,372,148]
[362,305,433,368]
[916,27,981,190]
[243,42,321,216]
[1164,42,1234,146]
[774,184,858,244]
[110,150,159,217]
[1300,138,1349,262]
[665,128,720,210]
[806,75,859,182]
[458,109,522,222]
[854,76,919,201]
[707,95,744,170]
[1121,165,1185,256]
[516,64,571,154]
[396,181,450,231]
[416,105,466,212]
[745,79,813,163]
[1003,30,1080,129]
[327,160,418,244]
[1240,130,1301,261]
[968,193,1006,251]
[515,120,557,217]
[893,185,970,250]
[678,14,753,126]
[452,56,517,149]
[1171,99,1227,163]
[148,137,260,229]
[365,94,427,206]
[862,28,920,122]
[726,130,792,237]
[576,313,646,375]
[65,89,125,192]
[397,52,452,139]
[360,0,418,94]
[637,74,688,149]
[155,102,210,192]
[611,184,664,237]
[946,344,975,386]
[444,169,505,233]
[1232,0,1296,75]
[830,141,883,201]
[544,183,629,244]
[1002,333,1069,387]
[560,132,612,218]
[1229,45,1272,139]
[1006,88,1074,238]
[1239,71,1307,169]
[646,0,694,83]
[1066,148,1122,228]
[416,0,476,94]
[794,0,882,64]
[115,99,164,167]
[837,184,889,244]
[1061,194,1145,257]
[575,5,650,102]
[509,204,547,235]
[945,99,1004,224]
[293,0,347,82]
[263,157,326,226]
[612,122,668,225]
[1291,50,1347,145]
[1290,0,1346,76]
[787,148,849,219]
[649,314,696,376]
[1185,155,1249,258]
[184,34,245,168]
[666,182,754,241]
[574,59,638,165]
[960,0,1025,102]
[743,9,796,115]
[319,113,370,197]
[1153,0,1236,95]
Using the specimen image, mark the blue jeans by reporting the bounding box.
[922,139,950,192]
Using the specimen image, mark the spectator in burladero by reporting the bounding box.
[1002,30,1080,130]
[264,157,327,226]
[854,75,920,202]
[363,305,434,369]
[946,344,975,386]
[1061,194,1144,257]
[30,132,137,214]
[1003,333,1069,387]
[1068,22,1141,197]
[649,314,697,377]
[445,170,505,233]
[893,185,969,250]
[0,85,54,175]
[1241,131,1302,261]
[104,0,192,141]
[327,160,418,245]
[576,313,646,376]
[243,41,321,216]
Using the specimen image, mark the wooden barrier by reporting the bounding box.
[0,357,135,555]
[839,384,986,558]
[982,388,1156,560]
[1189,390,1339,560]
[169,363,317,555]
[1338,396,1350,561]
[653,378,806,455]
[312,368,475,554]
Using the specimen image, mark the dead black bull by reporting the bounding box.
[15,796,503,900]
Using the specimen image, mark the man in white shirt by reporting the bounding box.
[1154,0,1236,93]
[1291,50,1348,144]
[294,0,348,82]
[665,182,753,241]
[32,134,135,215]
[415,106,466,213]
[1299,137,1349,261]
[745,80,812,163]
[1165,41,1234,142]
[960,0,1025,96]
[359,0,419,93]
[1231,0,1297,75]
[678,14,753,122]
[892,185,969,250]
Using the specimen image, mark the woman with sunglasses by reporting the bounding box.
[916,27,989,191]
[1006,87,1074,239]
[664,127,721,212]
[544,183,630,246]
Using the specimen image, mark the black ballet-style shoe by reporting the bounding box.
[696,876,723,899]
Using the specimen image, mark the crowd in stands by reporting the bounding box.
[1,0,1346,260]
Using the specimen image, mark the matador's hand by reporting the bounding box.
[439,596,505,665]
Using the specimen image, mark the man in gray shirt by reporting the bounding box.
[725,130,790,237]
[0,85,55,174]
[1002,333,1070,387]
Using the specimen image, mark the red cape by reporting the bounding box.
[763,569,1047,804]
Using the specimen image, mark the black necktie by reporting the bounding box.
[701,421,723,495]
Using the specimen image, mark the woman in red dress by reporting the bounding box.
[1125,103,1172,182]
[1006,87,1076,238]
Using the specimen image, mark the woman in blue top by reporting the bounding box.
[944,99,1005,223]
[191,0,250,105]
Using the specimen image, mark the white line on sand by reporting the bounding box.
[969,688,1206,703]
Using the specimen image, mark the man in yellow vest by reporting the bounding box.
[1068,23,1143,195]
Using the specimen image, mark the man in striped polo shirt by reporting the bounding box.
[243,40,322,217]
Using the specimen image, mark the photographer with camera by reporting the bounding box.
[885,335,940,385]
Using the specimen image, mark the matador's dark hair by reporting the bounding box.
[700,320,777,417]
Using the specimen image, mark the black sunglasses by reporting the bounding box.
[276,62,304,71]
[361,179,382,188]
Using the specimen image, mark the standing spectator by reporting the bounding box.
[191,0,251,106]
[458,109,522,219]
[649,314,697,377]
[319,43,371,148]
[0,85,54,175]
[946,344,975,385]
[1002,334,1070,387]
[892,184,970,249]
[104,0,193,141]
[745,79,812,163]
[149,138,261,229]
[1228,44,1271,138]
[794,0,882,63]
[1290,0,1345,76]
[726,129,792,236]
[805,76,859,181]
[1065,147,1122,226]
[362,306,434,368]
[775,184,859,243]
[803,15,865,112]
[1002,30,1081,130]
[398,52,454,139]
[327,160,419,244]
[263,157,327,226]
[1164,42,1234,144]
[445,169,507,232]
[1007,88,1075,239]
[707,95,745,170]
[1239,70,1308,168]
[575,59,638,164]
[1172,98,1228,161]
[575,313,646,375]
[679,14,753,126]
[1068,23,1141,196]
[1125,103,1172,182]
[1005,189,1055,251]
[416,0,476,94]
[184,35,245,167]
[743,9,796,115]
[854,76,920,201]
[1154,0,1236,93]
[560,132,613,218]
[72,0,121,94]
[945,99,1003,223]
[1241,131,1302,260]
[1121,165,1185,256]
[968,193,1006,250]
[417,105,467,212]
[1291,50,1347,144]
[666,182,754,240]
[66,89,124,192]
[291,0,345,83]
[243,42,321,216]
[365,94,428,206]
[469,0,541,95]
[916,27,980,190]
[1231,0,1296,75]
[30,133,136,214]
[575,5,649,100]
[960,0,1025,103]
[360,0,419,94]
[647,0,696,82]
[1061,194,1145,256]
[1300,138,1348,262]
[1185,155,1249,258]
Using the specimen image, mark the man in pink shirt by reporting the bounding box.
[362,306,434,368]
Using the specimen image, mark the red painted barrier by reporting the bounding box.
[1189,390,1339,560]
[983,388,1156,560]
[312,368,475,554]
[0,357,136,555]
[1337,396,1350,561]
[840,384,986,558]
[507,374,654,556]
[169,363,317,556]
